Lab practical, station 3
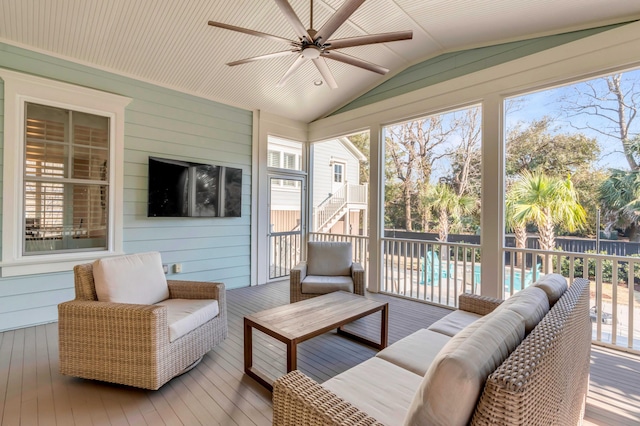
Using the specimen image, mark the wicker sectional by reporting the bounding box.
[273,275,591,425]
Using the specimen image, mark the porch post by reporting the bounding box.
[368,123,383,293]
[481,94,504,299]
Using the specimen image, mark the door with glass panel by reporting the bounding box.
[268,174,305,279]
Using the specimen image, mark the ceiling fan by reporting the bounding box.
[208,0,413,89]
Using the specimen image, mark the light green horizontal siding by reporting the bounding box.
[333,24,626,116]
[0,42,253,331]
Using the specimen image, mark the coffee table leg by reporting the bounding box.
[287,341,297,372]
[244,320,275,391]
[381,303,389,349]
[244,319,253,372]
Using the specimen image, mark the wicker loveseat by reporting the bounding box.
[58,252,228,390]
[273,274,591,425]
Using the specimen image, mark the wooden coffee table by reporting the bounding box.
[244,291,388,391]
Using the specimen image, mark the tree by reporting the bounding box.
[506,117,599,177]
[509,172,587,271]
[423,183,475,243]
[448,107,482,197]
[385,117,451,230]
[599,167,640,242]
[506,118,601,237]
[561,73,639,171]
[347,132,370,185]
[505,186,528,265]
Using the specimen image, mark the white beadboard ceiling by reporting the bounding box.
[1,0,639,123]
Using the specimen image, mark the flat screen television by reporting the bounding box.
[148,156,242,217]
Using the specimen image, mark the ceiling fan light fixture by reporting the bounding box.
[209,0,413,88]
[301,46,321,59]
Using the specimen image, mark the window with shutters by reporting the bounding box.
[24,103,110,254]
[0,69,130,277]
[267,150,281,168]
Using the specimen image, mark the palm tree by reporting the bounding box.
[599,168,640,241]
[509,171,587,271]
[424,183,475,242]
[505,187,528,266]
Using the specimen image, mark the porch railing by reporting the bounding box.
[504,247,640,353]
[269,231,301,279]
[302,232,640,353]
[382,238,482,308]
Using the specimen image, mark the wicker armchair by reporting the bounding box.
[58,252,227,390]
[290,241,365,303]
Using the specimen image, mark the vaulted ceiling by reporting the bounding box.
[1,0,639,122]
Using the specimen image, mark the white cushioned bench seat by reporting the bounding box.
[155,298,220,342]
[323,357,423,426]
[376,328,452,376]
[301,275,354,294]
[426,309,482,337]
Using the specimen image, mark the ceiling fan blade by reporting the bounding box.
[273,0,311,41]
[277,55,306,87]
[324,30,413,50]
[316,0,366,43]
[311,58,338,89]
[322,50,388,75]
[208,21,295,46]
[227,50,298,66]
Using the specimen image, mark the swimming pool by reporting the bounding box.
[420,259,541,292]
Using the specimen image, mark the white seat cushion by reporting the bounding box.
[301,275,354,294]
[155,299,220,342]
[93,251,169,305]
[324,357,423,426]
[306,241,352,276]
[427,309,482,337]
[376,329,451,376]
[404,309,525,426]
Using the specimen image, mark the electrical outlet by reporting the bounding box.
[174,263,182,273]
[162,264,169,274]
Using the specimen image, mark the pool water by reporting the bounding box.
[420,260,541,292]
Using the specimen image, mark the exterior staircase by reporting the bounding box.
[314,183,367,233]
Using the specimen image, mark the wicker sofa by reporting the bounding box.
[58,252,228,390]
[273,274,591,425]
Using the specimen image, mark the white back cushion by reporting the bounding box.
[533,273,568,306]
[93,252,169,304]
[404,309,525,426]
[497,286,549,334]
[306,241,352,276]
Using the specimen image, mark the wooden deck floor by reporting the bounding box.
[1,280,639,425]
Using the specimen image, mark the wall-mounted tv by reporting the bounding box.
[148,156,242,217]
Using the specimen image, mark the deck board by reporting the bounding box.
[0,279,638,425]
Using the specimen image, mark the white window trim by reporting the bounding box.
[0,69,131,277]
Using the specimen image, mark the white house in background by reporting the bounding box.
[312,138,368,235]
[267,136,368,235]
